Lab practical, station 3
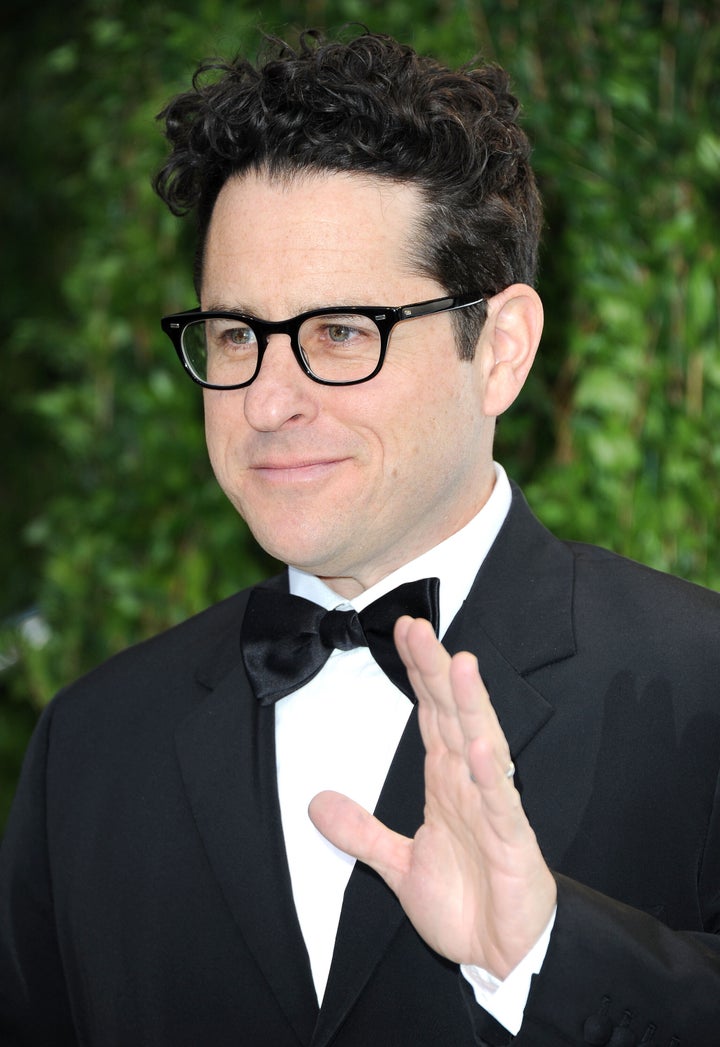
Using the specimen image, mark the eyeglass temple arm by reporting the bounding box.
[399,295,484,320]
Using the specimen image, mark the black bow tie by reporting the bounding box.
[240,577,440,705]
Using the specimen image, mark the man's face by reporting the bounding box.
[201,170,498,597]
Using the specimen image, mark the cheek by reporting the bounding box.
[202,405,222,462]
[412,386,481,476]
[203,394,241,477]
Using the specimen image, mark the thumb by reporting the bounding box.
[308,790,411,890]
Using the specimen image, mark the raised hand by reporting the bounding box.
[308,615,556,980]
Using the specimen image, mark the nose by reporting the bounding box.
[242,333,319,432]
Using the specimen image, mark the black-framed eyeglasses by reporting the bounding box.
[160,293,485,389]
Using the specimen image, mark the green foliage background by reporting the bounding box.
[1,0,719,827]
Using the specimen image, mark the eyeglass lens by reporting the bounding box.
[182,314,384,386]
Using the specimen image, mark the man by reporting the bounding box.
[1,29,719,1047]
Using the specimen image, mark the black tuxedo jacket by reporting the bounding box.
[2,485,720,1046]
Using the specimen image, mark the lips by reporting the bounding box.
[249,457,349,482]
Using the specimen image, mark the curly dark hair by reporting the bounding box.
[154,29,542,359]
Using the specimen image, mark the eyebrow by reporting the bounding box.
[201,299,382,317]
[201,300,255,315]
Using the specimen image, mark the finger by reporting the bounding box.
[394,617,464,757]
[395,618,480,757]
[395,618,518,824]
[466,736,515,797]
[394,616,453,708]
[448,654,513,777]
[397,618,509,769]
[398,620,495,740]
[308,790,412,891]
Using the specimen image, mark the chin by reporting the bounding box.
[246,525,332,575]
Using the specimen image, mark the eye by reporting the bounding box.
[325,323,357,344]
[223,325,256,347]
[202,320,257,355]
[305,315,377,348]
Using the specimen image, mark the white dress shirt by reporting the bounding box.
[274,463,552,1032]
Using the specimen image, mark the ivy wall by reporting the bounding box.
[1,0,718,825]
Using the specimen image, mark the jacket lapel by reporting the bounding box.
[442,482,576,758]
[175,619,319,1044]
[430,494,572,790]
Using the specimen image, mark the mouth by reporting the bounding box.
[249,458,349,483]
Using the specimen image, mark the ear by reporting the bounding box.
[479,284,543,417]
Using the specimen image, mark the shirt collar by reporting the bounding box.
[288,463,512,639]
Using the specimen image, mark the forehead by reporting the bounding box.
[201,170,432,311]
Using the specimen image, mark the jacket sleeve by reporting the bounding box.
[463,872,720,1046]
[0,701,79,1047]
